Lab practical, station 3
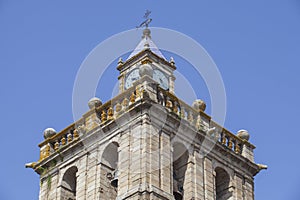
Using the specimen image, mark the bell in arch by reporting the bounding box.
[173,178,183,200]
[110,169,119,188]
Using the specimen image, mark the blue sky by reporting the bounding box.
[1,0,300,199]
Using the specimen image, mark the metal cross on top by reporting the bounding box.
[136,10,152,29]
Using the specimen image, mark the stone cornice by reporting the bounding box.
[117,49,176,72]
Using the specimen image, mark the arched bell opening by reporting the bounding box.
[102,142,119,189]
[61,166,78,200]
[215,167,232,200]
[172,142,189,200]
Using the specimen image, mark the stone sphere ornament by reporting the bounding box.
[192,99,206,112]
[88,97,102,109]
[139,63,153,77]
[237,129,250,141]
[43,128,57,139]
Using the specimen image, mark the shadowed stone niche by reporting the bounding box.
[215,167,232,200]
[173,142,189,200]
[61,166,78,200]
[100,142,119,199]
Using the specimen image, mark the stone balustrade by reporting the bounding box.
[157,87,255,157]
[38,124,77,161]
[95,86,137,124]
[37,86,139,162]
[37,84,254,163]
[218,128,242,154]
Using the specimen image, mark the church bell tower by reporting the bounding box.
[26,27,266,200]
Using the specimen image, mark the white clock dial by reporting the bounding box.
[153,69,169,90]
[124,69,140,89]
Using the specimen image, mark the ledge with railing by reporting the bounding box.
[36,82,255,165]
[156,87,255,161]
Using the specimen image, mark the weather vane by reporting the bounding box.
[136,10,152,29]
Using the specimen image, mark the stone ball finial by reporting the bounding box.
[43,128,57,139]
[88,97,102,109]
[139,62,153,78]
[192,99,206,112]
[118,57,123,65]
[237,129,250,141]
[142,28,151,39]
[170,57,175,66]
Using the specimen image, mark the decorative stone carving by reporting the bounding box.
[61,137,66,145]
[122,97,129,109]
[73,129,79,140]
[67,133,72,143]
[101,110,107,122]
[192,99,206,112]
[118,57,123,67]
[107,106,114,120]
[207,127,216,136]
[130,92,136,103]
[76,124,86,134]
[115,102,122,113]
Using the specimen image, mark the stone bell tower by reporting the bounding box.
[26,28,266,200]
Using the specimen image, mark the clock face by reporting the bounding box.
[153,69,169,90]
[124,69,140,89]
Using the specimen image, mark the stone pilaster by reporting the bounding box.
[203,157,214,200]
[48,173,58,200]
[169,75,175,94]
[84,109,100,132]
[244,177,254,200]
[129,124,143,189]
[183,152,196,200]
[134,75,159,103]
[118,131,131,198]
[119,73,125,94]
[39,176,48,200]
[76,155,88,200]
[234,173,244,200]
[85,151,98,199]
[160,132,172,194]
[194,154,205,200]
[241,143,254,162]
[38,168,59,200]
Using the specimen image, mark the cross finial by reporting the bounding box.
[136,10,152,29]
[144,10,151,19]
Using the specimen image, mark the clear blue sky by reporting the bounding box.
[1,0,300,199]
